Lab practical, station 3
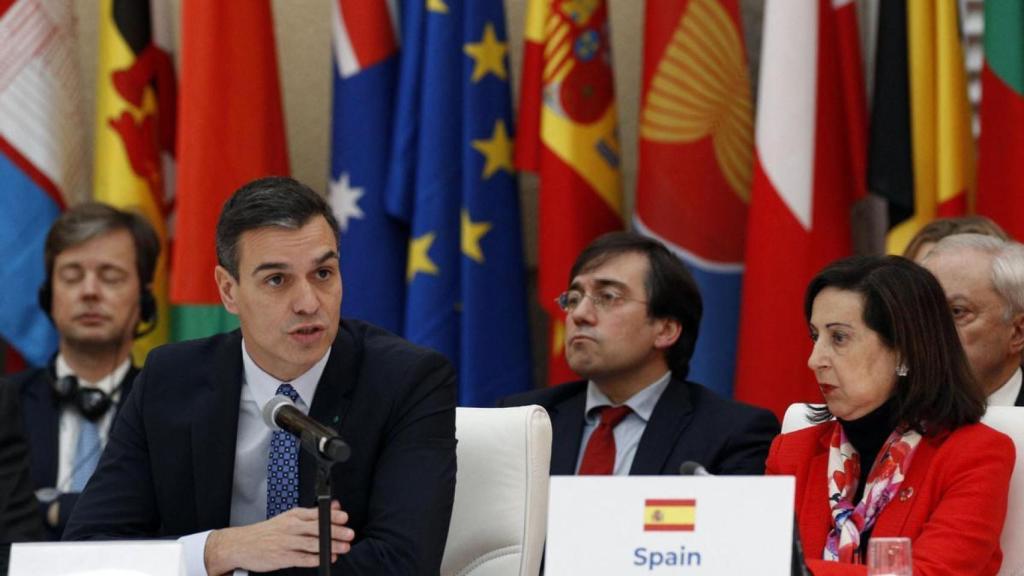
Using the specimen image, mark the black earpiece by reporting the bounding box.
[38,282,53,318]
[51,373,117,422]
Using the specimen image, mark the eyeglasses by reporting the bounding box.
[555,289,647,312]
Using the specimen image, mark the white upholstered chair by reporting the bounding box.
[441,406,552,576]
[780,403,1024,576]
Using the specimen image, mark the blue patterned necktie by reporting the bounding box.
[267,383,301,518]
[71,419,101,492]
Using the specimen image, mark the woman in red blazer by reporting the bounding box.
[767,256,1015,576]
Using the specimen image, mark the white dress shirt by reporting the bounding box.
[988,367,1022,407]
[574,371,672,476]
[54,355,130,493]
[180,340,331,576]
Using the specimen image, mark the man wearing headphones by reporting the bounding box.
[6,202,159,539]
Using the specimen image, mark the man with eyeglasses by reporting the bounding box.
[501,232,778,476]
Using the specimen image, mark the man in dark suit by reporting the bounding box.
[65,177,457,576]
[502,232,778,476]
[922,234,1024,406]
[7,203,159,539]
[0,381,43,543]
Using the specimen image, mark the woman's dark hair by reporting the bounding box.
[216,176,341,279]
[570,232,703,379]
[804,255,985,434]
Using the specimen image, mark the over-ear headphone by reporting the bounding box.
[38,279,157,335]
[49,369,122,422]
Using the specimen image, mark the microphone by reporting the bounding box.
[262,395,351,463]
[678,461,711,476]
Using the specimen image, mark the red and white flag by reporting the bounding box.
[734,0,864,419]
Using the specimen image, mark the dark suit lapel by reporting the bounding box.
[629,379,694,475]
[298,322,359,505]
[548,389,587,475]
[191,332,243,530]
[1015,377,1024,407]
[20,373,60,487]
[112,366,138,419]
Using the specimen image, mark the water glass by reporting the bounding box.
[867,537,912,576]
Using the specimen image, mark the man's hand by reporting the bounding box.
[203,501,354,576]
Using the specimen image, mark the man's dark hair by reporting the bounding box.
[804,255,985,434]
[216,176,341,279]
[570,232,703,379]
[44,202,160,287]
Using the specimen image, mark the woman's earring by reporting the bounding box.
[896,363,909,377]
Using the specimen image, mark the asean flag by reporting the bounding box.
[634,0,753,398]
[734,0,862,419]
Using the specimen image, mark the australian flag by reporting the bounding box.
[328,0,407,334]
[385,0,532,406]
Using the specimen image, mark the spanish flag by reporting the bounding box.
[644,499,696,531]
[515,0,624,386]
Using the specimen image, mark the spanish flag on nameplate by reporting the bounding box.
[644,499,696,532]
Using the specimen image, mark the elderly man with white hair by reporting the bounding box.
[922,233,1024,406]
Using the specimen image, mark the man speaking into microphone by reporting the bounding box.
[64,177,457,576]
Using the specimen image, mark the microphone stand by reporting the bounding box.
[316,455,334,576]
[296,428,349,576]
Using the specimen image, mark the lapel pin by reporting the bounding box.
[898,486,914,502]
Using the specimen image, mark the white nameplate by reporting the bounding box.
[547,476,795,575]
[9,541,185,576]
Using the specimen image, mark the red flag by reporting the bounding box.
[515,0,624,385]
[977,0,1024,239]
[734,0,864,419]
[169,0,290,339]
[634,0,753,396]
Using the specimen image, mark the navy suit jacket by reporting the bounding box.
[500,378,779,475]
[0,379,43,543]
[64,320,457,576]
[12,363,136,540]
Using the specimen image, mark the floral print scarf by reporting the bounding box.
[824,423,922,562]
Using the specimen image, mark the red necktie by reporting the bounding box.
[578,405,633,475]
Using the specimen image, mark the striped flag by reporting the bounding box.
[734,0,862,419]
[515,0,624,386]
[876,0,975,254]
[92,0,176,360]
[634,0,752,396]
[329,0,407,334]
[169,0,288,340]
[0,0,88,366]
[977,0,1024,239]
[643,499,696,531]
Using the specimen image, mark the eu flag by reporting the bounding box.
[385,0,532,406]
[329,1,406,334]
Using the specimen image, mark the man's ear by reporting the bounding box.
[1009,312,1024,355]
[654,318,682,351]
[214,266,240,314]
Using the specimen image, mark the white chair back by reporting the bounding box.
[781,402,820,433]
[441,406,552,576]
[980,407,1024,576]
[780,403,1024,576]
